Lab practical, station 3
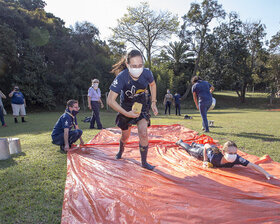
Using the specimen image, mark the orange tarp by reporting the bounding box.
[61,124,280,224]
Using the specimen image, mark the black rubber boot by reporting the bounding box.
[14,117,18,123]
[60,145,66,153]
[115,141,125,159]
[139,144,155,170]
[21,117,26,122]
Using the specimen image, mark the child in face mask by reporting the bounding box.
[176,140,277,180]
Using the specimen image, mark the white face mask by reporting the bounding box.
[92,83,99,89]
[224,153,237,163]
[128,66,143,78]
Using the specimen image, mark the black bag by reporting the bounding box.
[184,115,192,119]
[82,117,91,123]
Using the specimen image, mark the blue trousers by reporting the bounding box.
[175,103,181,115]
[90,101,102,129]
[0,105,5,125]
[199,100,212,132]
[52,129,83,146]
[165,101,171,115]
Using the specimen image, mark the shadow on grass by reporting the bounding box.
[0,158,18,169]
[0,152,26,170]
[211,131,280,142]
[210,126,223,129]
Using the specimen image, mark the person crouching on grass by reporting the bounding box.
[51,100,84,153]
[176,140,277,180]
[107,49,158,170]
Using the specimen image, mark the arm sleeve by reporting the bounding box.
[62,116,71,129]
[110,75,124,94]
[192,85,196,93]
[88,87,92,97]
[147,70,155,83]
[235,155,250,166]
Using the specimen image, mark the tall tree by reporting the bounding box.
[269,33,280,96]
[111,2,179,68]
[270,31,280,54]
[200,12,267,103]
[18,0,46,10]
[166,41,193,76]
[239,21,267,102]
[180,0,225,99]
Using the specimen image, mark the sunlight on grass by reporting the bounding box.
[0,98,280,223]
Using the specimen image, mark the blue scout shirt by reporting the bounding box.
[174,93,181,104]
[192,80,212,103]
[11,91,25,104]
[207,149,250,168]
[51,109,77,137]
[109,68,154,112]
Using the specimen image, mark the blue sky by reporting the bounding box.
[44,0,280,42]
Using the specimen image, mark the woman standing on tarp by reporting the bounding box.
[107,50,158,170]
[192,76,214,133]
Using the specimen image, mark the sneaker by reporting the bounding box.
[2,124,7,127]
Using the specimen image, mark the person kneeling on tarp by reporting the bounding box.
[51,99,84,153]
[176,140,277,180]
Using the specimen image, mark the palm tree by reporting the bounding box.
[166,41,194,76]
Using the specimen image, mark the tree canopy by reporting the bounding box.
[0,0,280,107]
[111,2,179,68]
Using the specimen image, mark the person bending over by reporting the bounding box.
[176,140,276,180]
[191,76,214,132]
[107,49,158,170]
[51,100,84,153]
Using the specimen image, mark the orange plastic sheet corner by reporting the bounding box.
[61,124,280,224]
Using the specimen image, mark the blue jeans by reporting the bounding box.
[165,101,171,115]
[199,100,212,132]
[179,142,207,161]
[90,101,102,129]
[175,103,181,115]
[0,105,5,125]
[52,129,83,146]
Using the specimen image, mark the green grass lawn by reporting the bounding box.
[0,92,280,223]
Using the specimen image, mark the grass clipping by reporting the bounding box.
[132,102,143,114]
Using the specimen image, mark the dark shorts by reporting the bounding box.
[116,112,151,130]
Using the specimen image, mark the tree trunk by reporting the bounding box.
[269,94,273,105]
[240,82,247,103]
[181,83,192,100]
